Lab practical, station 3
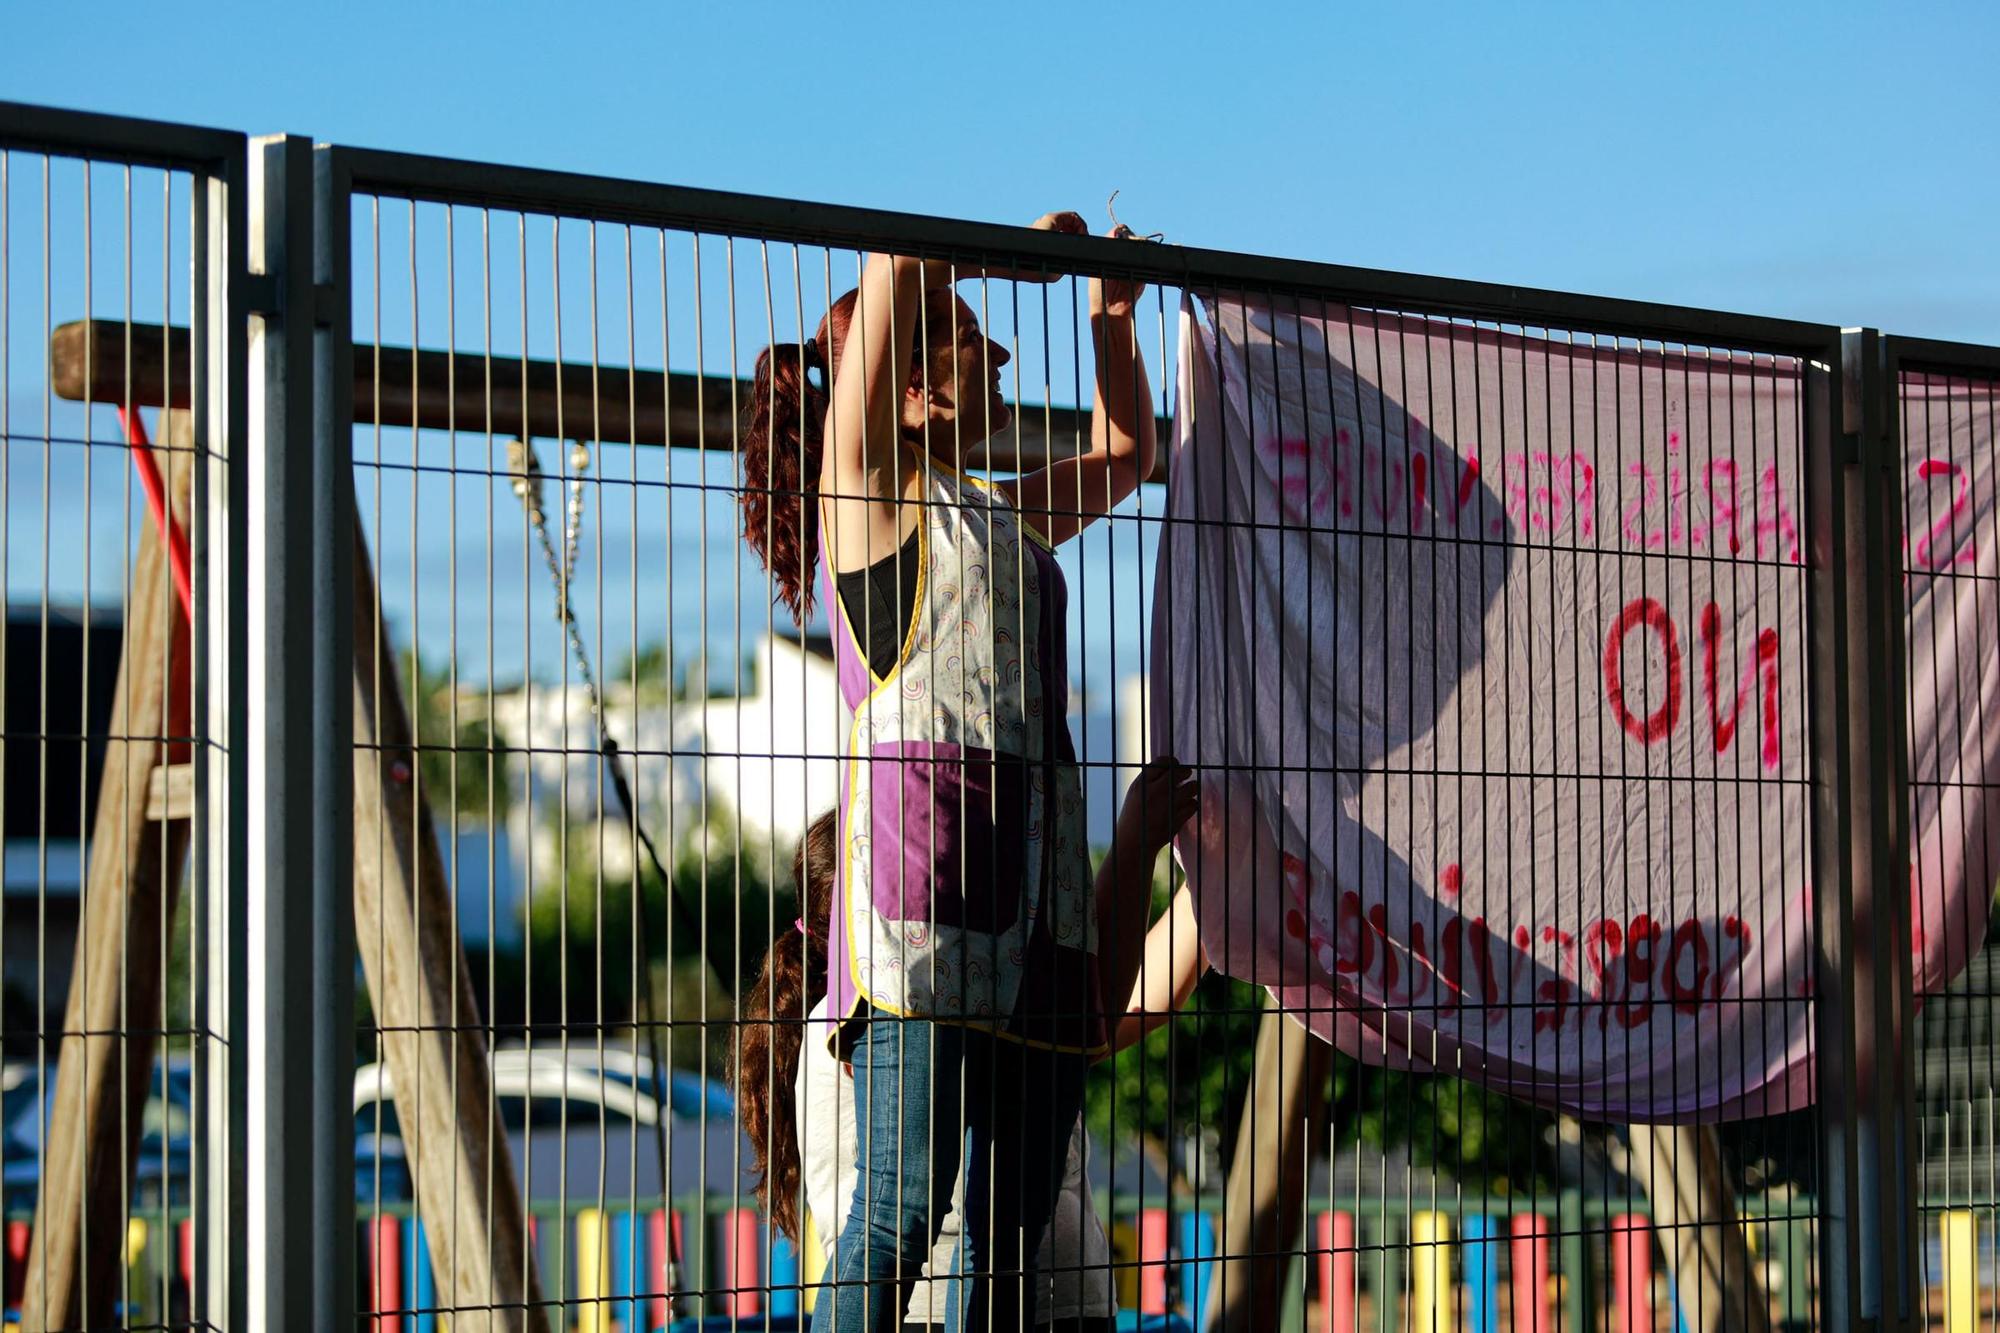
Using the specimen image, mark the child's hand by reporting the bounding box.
[1115,757,1198,855]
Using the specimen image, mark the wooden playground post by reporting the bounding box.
[21,412,194,1332]
[1628,1122,1771,1333]
[349,518,548,1333]
[1208,996,1332,1332]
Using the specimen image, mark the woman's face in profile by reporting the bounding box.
[908,293,1012,455]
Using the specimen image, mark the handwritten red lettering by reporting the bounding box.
[1704,459,1743,554]
[1604,598,1684,744]
[1754,465,1801,563]
[1622,459,1663,547]
[1367,902,1403,1001]
[1454,455,1482,523]
[1335,889,1371,976]
[1913,457,1977,570]
[1699,603,1782,770]
[1666,919,1711,1015]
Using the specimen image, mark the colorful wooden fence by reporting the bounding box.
[0,1195,1834,1329]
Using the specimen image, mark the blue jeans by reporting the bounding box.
[812,1008,1087,1333]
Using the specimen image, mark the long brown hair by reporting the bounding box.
[736,809,839,1242]
[740,284,957,622]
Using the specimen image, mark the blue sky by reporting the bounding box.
[4,2,1997,693]
[7,0,1998,342]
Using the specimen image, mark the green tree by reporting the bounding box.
[401,648,511,819]
[522,810,792,1071]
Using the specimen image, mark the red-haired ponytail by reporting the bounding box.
[741,332,833,623]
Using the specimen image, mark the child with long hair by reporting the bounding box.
[740,212,1164,1331]
[739,759,1203,1332]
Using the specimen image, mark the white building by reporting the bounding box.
[486,627,841,886]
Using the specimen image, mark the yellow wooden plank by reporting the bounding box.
[1412,1211,1455,1333]
[575,1210,608,1333]
[1945,1210,1978,1333]
[801,1212,825,1315]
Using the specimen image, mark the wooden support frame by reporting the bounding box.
[1207,998,1332,1332]
[42,322,549,1322]
[1629,1123,1773,1333]
[50,317,1172,482]
[22,413,195,1331]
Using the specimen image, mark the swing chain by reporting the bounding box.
[504,437,705,1318]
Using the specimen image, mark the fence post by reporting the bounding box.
[311,137,360,1332]
[244,131,343,1331]
[1808,328,1919,1332]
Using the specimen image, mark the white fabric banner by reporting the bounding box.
[1152,294,1997,1122]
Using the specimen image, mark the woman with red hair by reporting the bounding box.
[740,213,1173,1331]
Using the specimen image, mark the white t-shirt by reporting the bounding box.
[797,998,1115,1324]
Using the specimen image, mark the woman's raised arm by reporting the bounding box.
[1007,227,1157,545]
[818,252,931,575]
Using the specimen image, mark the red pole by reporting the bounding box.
[1321,1212,1357,1333]
[722,1209,762,1317]
[647,1211,673,1333]
[1612,1213,1653,1333]
[368,1217,402,1328]
[1511,1213,1552,1333]
[114,408,193,621]
[175,1221,194,1305]
[1139,1208,1170,1313]
[5,1219,30,1310]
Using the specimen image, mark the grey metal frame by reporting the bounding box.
[244,131,356,1332]
[0,101,250,1331]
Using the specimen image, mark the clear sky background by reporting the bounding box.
[6,0,1997,342]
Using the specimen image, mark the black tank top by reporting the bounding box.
[834,525,921,678]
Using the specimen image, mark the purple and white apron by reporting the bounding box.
[819,464,1104,1057]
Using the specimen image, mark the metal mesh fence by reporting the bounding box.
[328,162,1838,1332]
[8,97,2000,1333]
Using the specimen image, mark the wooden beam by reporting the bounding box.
[1206,998,1333,1332]
[49,317,1169,482]
[145,761,194,823]
[1628,1122,1773,1333]
[349,515,548,1333]
[22,412,195,1332]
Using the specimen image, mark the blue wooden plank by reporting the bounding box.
[770,1234,801,1318]
[1177,1212,1218,1333]
[611,1211,640,1333]
[1465,1215,1501,1333]
[404,1218,435,1333]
